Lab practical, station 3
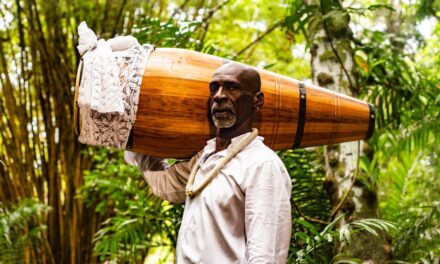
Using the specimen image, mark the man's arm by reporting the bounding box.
[125,151,201,204]
[244,160,292,264]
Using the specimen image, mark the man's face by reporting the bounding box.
[209,64,257,129]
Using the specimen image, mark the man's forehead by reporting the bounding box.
[215,63,247,73]
[210,63,261,92]
[212,63,252,81]
[210,73,240,82]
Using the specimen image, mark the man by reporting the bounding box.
[125,63,292,263]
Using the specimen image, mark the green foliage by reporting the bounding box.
[1,0,439,263]
[78,148,183,263]
[283,0,318,42]
[287,214,396,263]
[372,141,440,262]
[289,217,334,263]
[279,148,332,262]
[356,32,437,129]
[74,14,203,262]
[415,0,440,21]
[280,148,331,221]
[392,205,440,262]
[0,199,50,263]
[284,0,440,262]
[133,17,201,49]
[351,3,440,262]
[203,0,310,78]
[339,218,396,242]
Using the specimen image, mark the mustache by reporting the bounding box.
[211,102,235,114]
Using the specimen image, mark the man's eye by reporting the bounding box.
[225,83,239,91]
[209,83,219,93]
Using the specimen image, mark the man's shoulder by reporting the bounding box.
[239,139,292,188]
[241,138,285,167]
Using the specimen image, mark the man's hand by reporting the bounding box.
[123,150,168,171]
[124,150,138,166]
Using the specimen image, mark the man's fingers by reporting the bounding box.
[124,150,138,165]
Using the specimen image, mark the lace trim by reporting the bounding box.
[78,44,154,149]
[78,39,124,113]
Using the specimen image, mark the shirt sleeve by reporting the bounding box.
[244,160,292,264]
[128,151,201,204]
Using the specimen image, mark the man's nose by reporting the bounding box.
[213,87,228,102]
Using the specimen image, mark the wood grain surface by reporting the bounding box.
[132,48,372,158]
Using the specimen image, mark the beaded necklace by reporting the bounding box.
[185,128,258,198]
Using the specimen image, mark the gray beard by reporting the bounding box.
[212,113,236,128]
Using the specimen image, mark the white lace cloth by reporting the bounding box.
[78,21,139,113]
[76,21,154,149]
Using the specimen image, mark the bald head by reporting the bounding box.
[212,63,261,94]
[208,62,264,131]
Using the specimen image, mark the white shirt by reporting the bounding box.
[132,132,292,263]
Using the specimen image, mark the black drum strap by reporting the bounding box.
[365,103,375,140]
[293,82,306,148]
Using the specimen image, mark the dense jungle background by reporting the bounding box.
[0,0,439,263]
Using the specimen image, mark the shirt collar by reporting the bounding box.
[202,131,264,160]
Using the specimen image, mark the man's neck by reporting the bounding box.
[214,119,252,153]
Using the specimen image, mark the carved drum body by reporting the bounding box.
[130,48,374,158]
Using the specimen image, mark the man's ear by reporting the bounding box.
[254,92,264,111]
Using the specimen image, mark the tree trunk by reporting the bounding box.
[306,0,392,262]
[0,0,153,262]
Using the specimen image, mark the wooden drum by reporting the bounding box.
[129,48,375,158]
